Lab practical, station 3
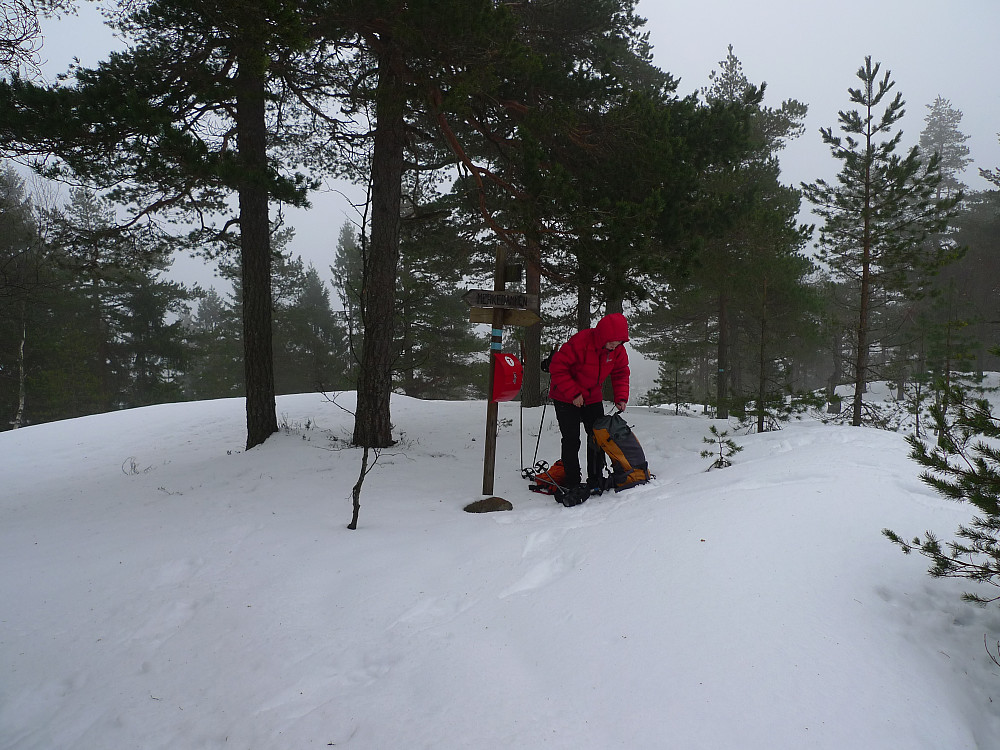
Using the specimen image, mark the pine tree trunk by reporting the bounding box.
[757,295,768,434]
[576,263,593,332]
[13,302,26,428]
[854,266,871,427]
[717,292,729,419]
[853,153,874,428]
[90,272,112,412]
[353,44,405,449]
[236,37,278,450]
[826,328,844,413]
[522,242,542,407]
[602,294,624,403]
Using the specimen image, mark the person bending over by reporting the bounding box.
[548,313,630,495]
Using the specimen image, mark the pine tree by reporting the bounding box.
[331,221,365,383]
[981,133,1000,188]
[643,344,697,414]
[651,45,812,422]
[331,213,484,401]
[920,96,971,200]
[701,424,743,469]
[732,194,820,432]
[1,172,194,424]
[113,271,192,407]
[184,287,242,400]
[0,164,41,428]
[890,187,1000,397]
[45,188,137,412]
[947,191,1000,372]
[26,286,106,422]
[274,262,349,395]
[396,188,485,400]
[0,185,101,426]
[327,0,526,447]
[1,0,340,448]
[42,188,193,412]
[885,380,1000,606]
[430,1,735,407]
[888,96,976,408]
[802,57,962,427]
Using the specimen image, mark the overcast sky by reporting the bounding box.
[33,1,1000,290]
[638,0,1000,192]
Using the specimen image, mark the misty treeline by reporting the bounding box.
[0,175,486,426]
[1,3,998,443]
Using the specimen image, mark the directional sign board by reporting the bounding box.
[469,306,543,328]
[462,289,539,311]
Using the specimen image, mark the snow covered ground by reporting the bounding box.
[4,389,1000,749]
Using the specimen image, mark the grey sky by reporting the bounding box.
[32,1,1000,290]
[638,0,1000,193]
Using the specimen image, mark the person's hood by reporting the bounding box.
[593,313,629,348]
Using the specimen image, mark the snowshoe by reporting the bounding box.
[556,483,590,507]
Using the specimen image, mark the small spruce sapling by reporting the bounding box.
[701,425,743,470]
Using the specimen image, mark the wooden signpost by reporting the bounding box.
[464,246,541,496]
[461,289,539,311]
[468,306,542,328]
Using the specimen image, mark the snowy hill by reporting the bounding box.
[3,392,1000,749]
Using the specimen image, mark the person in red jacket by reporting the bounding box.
[548,313,630,496]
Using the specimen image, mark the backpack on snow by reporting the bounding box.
[527,460,590,507]
[528,460,566,495]
[591,413,651,492]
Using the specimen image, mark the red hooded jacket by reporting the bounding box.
[549,313,630,406]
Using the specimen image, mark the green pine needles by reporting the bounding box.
[701,425,743,470]
[802,56,962,428]
[884,386,1000,606]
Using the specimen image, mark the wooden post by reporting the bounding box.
[482,244,507,495]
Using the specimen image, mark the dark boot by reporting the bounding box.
[556,483,590,507]
[586,476,606,496]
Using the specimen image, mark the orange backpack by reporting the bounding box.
[591,414,651,492]
[529,460,566,495]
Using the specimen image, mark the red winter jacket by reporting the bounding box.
[549,313,630,406]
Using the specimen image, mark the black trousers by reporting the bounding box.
[553,399,606,487]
